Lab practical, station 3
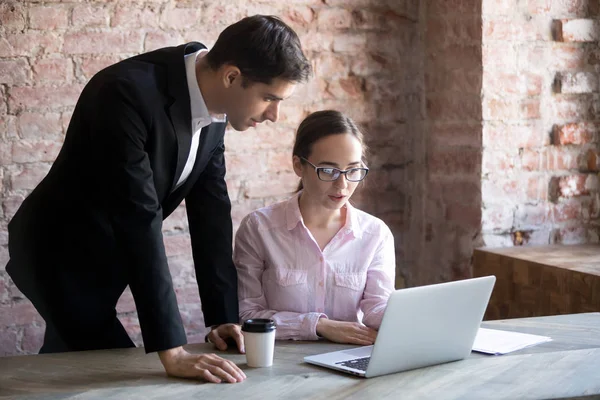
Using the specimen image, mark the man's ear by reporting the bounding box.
[222,65,241,88]
[292,155,303,178]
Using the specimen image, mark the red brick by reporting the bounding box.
[526,174,549,201]
[72,4,110,28]
[427,45,482,71]
[556,71,599,94]
[520,149,543,171]
[315,53,349,78]
[427,94,481,122]
[429,148,481,176]
[281,7,315,30]
[483,149,517,172]
[580,149,600,172]
[481,204,514,232]
[29,5,69,30]
[558,19,600,42]
[428,0,482,15]
[317,8,353,31]
[0,301,43,326]
[553,122,598,145]
[483,43,517,71]
[551,174,589,200]
[514,204,551,228]
[483,71,543,95]
[332,34,368,52]
[552,199,583,222]
[328,76,364,99]
[0,327,18,356]
[550,45,588,69]
[0,59,30,85]
[8,84,84,113]
[79,56,122,80]
[0,2,26,31]
[0,32,62,58]
[163,233,192,257]
[226,152,267,179]
[32,57,72,82]
[426,68,481,94]
[116,287,136,314]
[483,98,541,120]
[430,122,482,148]
[2,193,26,219]
[555,225,588,245]
[350,52,388,76]
[224,124,295,152]
[425,15,481,49]
[63,32,143,55]
[483,16,546,41]
[482,0,518,14]
[17,112,62,140]
[144,30,184,52]
[162,204,188,233]
[302,32,334,52]
[551,95,596,120]
[12,140,62,163]
[549,146,580,170]
[21,323,45,354]
[161,7,201,29]
[112,3,161,28]
[245,172,298,198]
[10,163,51,190]
[0,138,13,165]
[530,0,593,16]
[225,178,241,202]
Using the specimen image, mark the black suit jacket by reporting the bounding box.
[6,43,239,352]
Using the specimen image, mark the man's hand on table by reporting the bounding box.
[206,323,245,353]
[158,345,246,383]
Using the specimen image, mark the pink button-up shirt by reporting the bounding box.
[234,192,396,341]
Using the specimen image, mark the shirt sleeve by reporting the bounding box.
[234,215,326,340]
[360,223,396,329]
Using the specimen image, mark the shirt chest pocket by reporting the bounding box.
[274,268,308,287]
[334,272,366,291]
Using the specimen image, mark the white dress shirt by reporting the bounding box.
[174,49,226,190]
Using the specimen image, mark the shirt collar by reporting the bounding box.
[184,49,226,128]
[285,191,361,239]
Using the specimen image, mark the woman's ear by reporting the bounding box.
[292,155,303,178]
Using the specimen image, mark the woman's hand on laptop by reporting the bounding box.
[316,319,377,345]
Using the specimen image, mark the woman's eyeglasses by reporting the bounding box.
[301,157,369,182]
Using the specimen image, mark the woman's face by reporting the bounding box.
[293,133,364,211]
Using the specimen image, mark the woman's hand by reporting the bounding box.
[316,319,377,345]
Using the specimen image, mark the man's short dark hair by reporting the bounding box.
[205,15,311,85]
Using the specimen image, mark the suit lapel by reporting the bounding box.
[165,42,206,192]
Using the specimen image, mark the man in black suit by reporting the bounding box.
[6,15,311,383]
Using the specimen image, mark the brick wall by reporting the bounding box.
[0,0,419,356]
[481,0,600,247]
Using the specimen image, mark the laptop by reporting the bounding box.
[304,275,496,378]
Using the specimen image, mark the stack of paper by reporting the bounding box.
[472,328,552,355]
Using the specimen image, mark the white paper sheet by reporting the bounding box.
[472,327,552,355]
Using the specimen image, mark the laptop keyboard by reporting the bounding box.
[336,356,371,371]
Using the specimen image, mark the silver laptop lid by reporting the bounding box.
[366,275,496,377]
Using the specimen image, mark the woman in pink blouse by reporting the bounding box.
[234,110,396,346]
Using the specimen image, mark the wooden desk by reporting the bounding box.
[1,313,599,399]
[473,244,600,319]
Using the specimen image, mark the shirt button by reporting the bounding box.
[317,308,323,312]
[319,256,324,262]
[319,281,324,287]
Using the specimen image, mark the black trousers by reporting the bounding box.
[7,260,136,354]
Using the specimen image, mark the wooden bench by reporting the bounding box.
[473,244,600,320]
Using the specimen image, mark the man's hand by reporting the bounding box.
[316,319,377,346]
[158,346,246,383]
[207,323,245,353]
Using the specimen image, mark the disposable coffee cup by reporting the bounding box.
[242,319,276,367]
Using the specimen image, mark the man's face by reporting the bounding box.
[224,76,297,131]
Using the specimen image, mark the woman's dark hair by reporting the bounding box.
[205,15,311,86]
[293,110,367,191]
